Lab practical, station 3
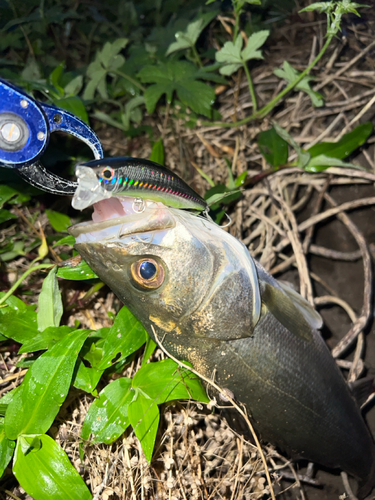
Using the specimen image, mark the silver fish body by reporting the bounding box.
[70,198,375,497]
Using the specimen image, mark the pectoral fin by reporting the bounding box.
[278,280,323,330]
[260,281,314,342]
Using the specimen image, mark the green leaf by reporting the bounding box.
[128,391,159,462]
[72,361,103,395]
[166,11,217,55]
[149,139,164,165]
[258,127,289,166]
[141,336,157,368]
[215,31,269,76]
[138,61,215,117]
[5,329,89,439]
[19,326,74,354]
[133,358,209,405]
[0,307,38,343]
[215,35,243,75]
[0,209,16,224]
[46,209,71,233]
[81,377,132,443]
[0,184,18,208]
[53,235,75,247]
[0,419,15,477]
[84,38,128,100]
[64,75,83,96]
[273,122,310,169]
[14,434,92,500]
[37,267,63,331]
[53,96,89,125]
[57,259,98,280]
[235,171,248,186]
[240,30,270,62]
[304,154,364,172]
[308,122,373,159]
[274,61,324,107]
[93,307,147,371]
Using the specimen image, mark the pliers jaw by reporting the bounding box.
[0,78,103,195]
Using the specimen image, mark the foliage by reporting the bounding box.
[0,266,208,498]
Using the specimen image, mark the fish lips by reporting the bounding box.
[69,197,176,244]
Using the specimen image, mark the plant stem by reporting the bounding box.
[243,62,257,113]
[233,11,240,41]
[114,70,146,92]
[201,33,334,128]
[0,264,53,305]
[192,45,203,68]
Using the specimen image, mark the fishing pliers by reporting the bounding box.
[0,77,103,195]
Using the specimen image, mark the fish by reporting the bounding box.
[69,195,375,498]
[72,157,207,212]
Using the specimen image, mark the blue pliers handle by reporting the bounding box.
[0,78,103,195]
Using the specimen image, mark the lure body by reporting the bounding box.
[72,157,207,211]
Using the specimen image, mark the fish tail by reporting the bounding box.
[356,454,375,499]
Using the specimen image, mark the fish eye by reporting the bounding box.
[99,166,115,183]
[131,258,164,289]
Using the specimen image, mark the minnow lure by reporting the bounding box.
[72,157,207,212]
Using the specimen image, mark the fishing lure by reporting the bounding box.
[72,157,208,212]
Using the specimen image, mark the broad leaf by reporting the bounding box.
[166,11,217,55]
[132,358,209,404]
[57,259,98,280]
[215,31,269,75]
[81,377,132,443]
[14,434,92,500]
[258,127,289,166]
[0,307,38,343]
[149,138,164,165]
[0,419,15,477]
[273,122,310,169]
[46,210,71,233]
[128,391,159,462]
[0,185,18,208]
[274,61,324,107]
[19,326,74,354]
[93,306,147,371]
[308,122,373,159]
[0,209,16,224]
[72,361,103,395]
[138,61,215,117]
[5,329,89,439]
[37,266,63,331]
[304,154,364,172]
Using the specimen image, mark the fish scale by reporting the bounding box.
[70,201,375,499]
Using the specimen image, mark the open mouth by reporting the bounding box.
[69,196,173,243]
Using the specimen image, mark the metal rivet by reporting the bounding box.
[37,131,45,141]
[0,122,21,142]
[20,99,28,108]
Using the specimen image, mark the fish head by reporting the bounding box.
[69,196,260,341]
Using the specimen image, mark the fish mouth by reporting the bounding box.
[69,196,175,243]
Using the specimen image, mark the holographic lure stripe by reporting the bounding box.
[81,157,207,211]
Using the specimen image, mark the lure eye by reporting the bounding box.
[131,258,164,289]
[99,166,115,183]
